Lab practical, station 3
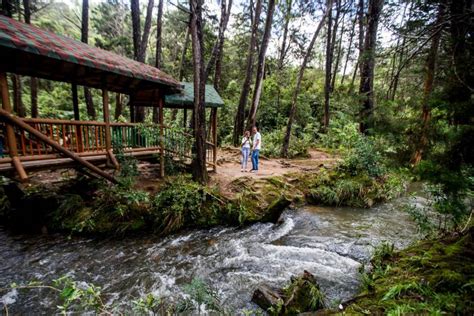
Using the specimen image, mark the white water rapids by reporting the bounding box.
[0,197,424,314]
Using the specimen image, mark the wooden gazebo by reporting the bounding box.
[0,15,222,182]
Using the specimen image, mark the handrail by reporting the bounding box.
[1,116,216,178]
[0,109,117,183]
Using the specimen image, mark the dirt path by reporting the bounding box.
[210,147,339,196]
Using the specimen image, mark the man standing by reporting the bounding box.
[251,126,261,172]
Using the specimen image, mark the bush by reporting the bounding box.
[340,137,386,178]
[151,176,230,234]
[261,127,312,158]
[318,112,361,151]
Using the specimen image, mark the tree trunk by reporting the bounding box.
[246,0,276,131]
[323,1,333,129]
[232,0,262,146]
[189,0,208,184]
[131,0,141,61]
[358,0,384,134]
[153,0,164,124]
[172,17,191,122]
[281,2,331,157]
[1,0,13,16]
[341,13,356,86]
[411,1,445,164]
[277,0,292,71]
[213,0,233,92]
[23,0,38,118]
[387,1,413,101]
[331,2,346,91]
[205,0,232,81]
[355,0,364,90]
[12,75,25,117]
[276,0,293,113]
[81,0,95,120]
[178,25,191,81]
[138,0,154,62]
[155,0,163,69]
[131,0,155,122]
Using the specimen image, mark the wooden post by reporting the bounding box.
[72,84,80,120]
[102,89,119,169]
[72,83,84,152]
[0,73,27,181]
[183,109,187,129]
[129,95,135,123]
[159,95,165,178]
[211,107,217,172]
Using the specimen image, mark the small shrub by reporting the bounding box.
[340,137,385,178]
[151,176,225,234]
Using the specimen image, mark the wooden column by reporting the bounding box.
[102,89,119,169]
[129,95,135,123]
[72,84,80,120]
[0,72,27,181]
[183,109,187,129]
[159,95,165,178]
[211,107,217,172]
[72,83,84,152]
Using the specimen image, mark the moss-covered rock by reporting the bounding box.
[252,271,325,315]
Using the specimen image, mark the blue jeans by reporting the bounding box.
[252,149,260,170]
[241,147,250,169]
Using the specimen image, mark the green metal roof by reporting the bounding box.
[165,82,224,108]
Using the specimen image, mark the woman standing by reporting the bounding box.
[241,131,251,172]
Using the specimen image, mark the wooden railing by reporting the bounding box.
[0,118,215,165]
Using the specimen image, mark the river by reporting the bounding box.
[0,197,423,314]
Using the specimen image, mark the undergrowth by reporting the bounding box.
[343,229,474,315]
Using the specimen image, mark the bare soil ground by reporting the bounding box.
[14,147,339,197]
[210,147,340,197]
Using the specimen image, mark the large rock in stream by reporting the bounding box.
[252,271,325,315]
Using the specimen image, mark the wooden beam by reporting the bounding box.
[0,108,117,183]
[211,108,217,172]
[0,72,27,181]
[159,94,165,178]
[102,89,119,169]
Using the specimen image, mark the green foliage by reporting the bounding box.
[132,293,164,314]
[260,127,312,159]
[318,112,361,151]
[151,175,230,234]
[340,137,385,178]
[305,168,407,208]
[177,278,223,314]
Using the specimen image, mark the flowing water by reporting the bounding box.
[0,197,424,314]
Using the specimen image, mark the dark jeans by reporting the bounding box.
[252,149,260,170]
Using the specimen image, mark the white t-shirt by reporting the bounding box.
[241,136,251,148]
[253,132,261,150]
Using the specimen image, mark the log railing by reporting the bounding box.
[0,118,216,165]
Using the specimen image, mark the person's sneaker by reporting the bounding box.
[250,169,256,173]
